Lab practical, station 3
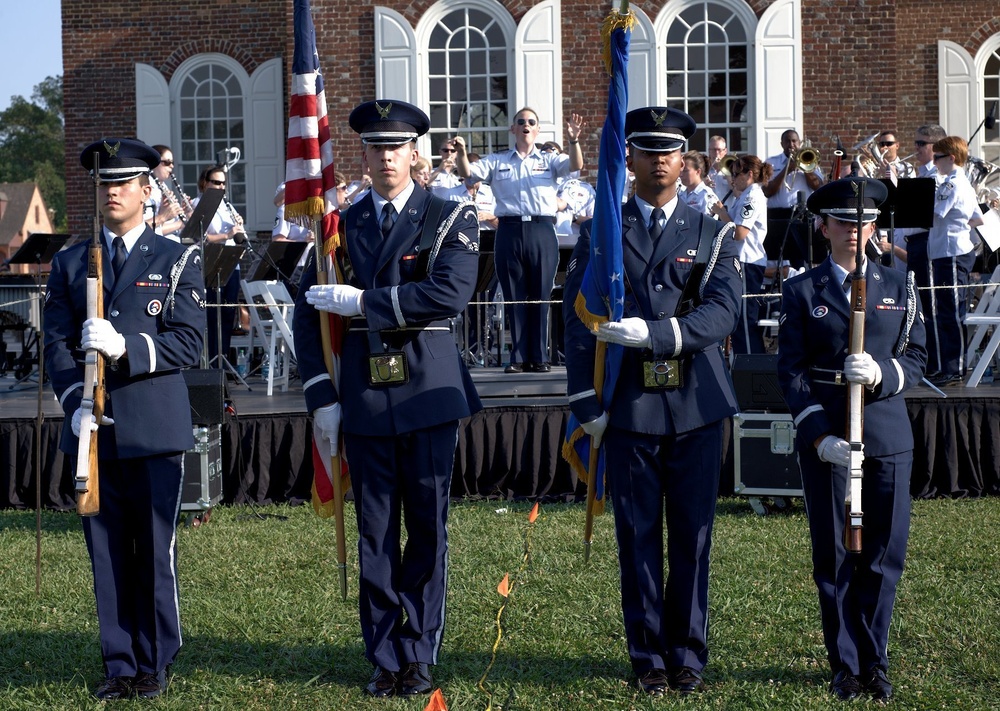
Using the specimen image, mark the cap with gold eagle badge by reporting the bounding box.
[624,106,697,153]
[80,138,162,183]
[349,99,430,145]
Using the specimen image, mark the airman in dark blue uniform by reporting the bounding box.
[293,100,481,698]
[777,178,926,702]
[563,107,742,696]
[44,138,206,700]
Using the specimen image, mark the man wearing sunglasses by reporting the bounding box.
[428,138,463,194]
[454,108,585,373]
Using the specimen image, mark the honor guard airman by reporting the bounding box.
[777,178,926,702]
[293,99,482,698]
[44,137,206,699]
[563,107,743,696]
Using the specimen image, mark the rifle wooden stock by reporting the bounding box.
[76,157,105,517]
[843,180,867,552]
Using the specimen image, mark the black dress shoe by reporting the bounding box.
[638,668,669,697]
[398,662,433,695]
[929,372,964,386]
[864,667,893,702]
[504,363,523,374]
[669,666,706,694]
[364,666,398,698]
[831,670,862,701]
[526,362,551,373]
[132,669,168,699]
[93,676,132,700]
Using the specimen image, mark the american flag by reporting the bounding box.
[285,0,349,517]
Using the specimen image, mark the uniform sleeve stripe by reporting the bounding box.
[303,373,331,391]
[391,286,406,328]
[890,359,905,394]
[670,318,682,357]
[568,388,596,402]
[59,383,84,407]
[794,404,824,427]
[140,333,156,371]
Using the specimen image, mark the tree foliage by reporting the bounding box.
[0,76,66,230]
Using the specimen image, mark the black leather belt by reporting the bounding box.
[810,366,846,385]
[498,215,556,224]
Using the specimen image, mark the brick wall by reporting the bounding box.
[63,0,1000,232]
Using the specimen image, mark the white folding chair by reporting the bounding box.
[240,279,297,395]
[964,265,1000,387]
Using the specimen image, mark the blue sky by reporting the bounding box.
[0,0,63,112]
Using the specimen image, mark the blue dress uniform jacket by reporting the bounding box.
[294,189,482,432]
[777,258,926,677]
[563,197,742,676]
[564,198,742,434]
[45,227,205,456]
[43,226,205,679]
[293,187,482,673]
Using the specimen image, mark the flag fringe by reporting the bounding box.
[600,9,636,76]
[285,197,326,222]
[561,427,606,516]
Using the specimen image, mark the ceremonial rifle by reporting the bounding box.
[313,217,348,600]
[844,180,866,552]
[75,152,106,516]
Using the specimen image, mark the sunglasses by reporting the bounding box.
[160,159,174,166]
[515,118,538,126]
[208,179,226,186]
[914,140,932,147]
[933,153,950,160]
[441,148,456,153]
[877,141,896,147]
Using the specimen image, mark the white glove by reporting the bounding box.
[844,352,882,387]
[306,284,364,317]
[313,403,342,458]
[580,413,608,449]
[816,435,861,469]
[595,318,651,348]
[71,408,115,438]
[81,318,127,360]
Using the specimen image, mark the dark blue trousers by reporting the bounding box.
[927,250,975,376]
[732,262,767,354]
[82,453,185,677]
[344,421,458,671]
[799,446,911,675]
[604,420,724,675]
[495,221,559,365]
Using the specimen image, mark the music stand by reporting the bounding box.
[179,188,225,244]
[876,178,935,267]
[6,233,70,390]
[202,242,249,388]
[248,241,308,283]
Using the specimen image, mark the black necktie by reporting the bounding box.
[649,208,664,242]
[380,203,396,237]
[112,236,127,278]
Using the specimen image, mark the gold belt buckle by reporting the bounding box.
[642,359,681,389]
[368,351,409,386]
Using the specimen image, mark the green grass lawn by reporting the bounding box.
[1,497,998,710]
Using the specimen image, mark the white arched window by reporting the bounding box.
[174,55,249,214]
[660,0,753,152]
[979,38,1000,177]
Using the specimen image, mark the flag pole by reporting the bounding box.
[583,340,607,563]
[312,218,348,600]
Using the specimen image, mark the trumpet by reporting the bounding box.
[795,146,820,173]
[718,153,739,178]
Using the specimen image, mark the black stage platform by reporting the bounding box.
[2,367,998,510]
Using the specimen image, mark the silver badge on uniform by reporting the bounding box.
[812,305,829,318]
[147,299,163,316]
[148,273,163,280]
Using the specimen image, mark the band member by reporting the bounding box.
[563,107,742,696]
[777,178,926,702]
[147,144,189,240]
[44,138,206,699]
[706,134,730,198]
[454,107,585,373]
[711,154,772,353]
[294,99,482,698]
[763,129,825,269]
[679,150,720,217]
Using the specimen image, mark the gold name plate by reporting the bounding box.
[368,352,409,386]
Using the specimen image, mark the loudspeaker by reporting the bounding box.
[184,368,227,425]
[731,354,787,412]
